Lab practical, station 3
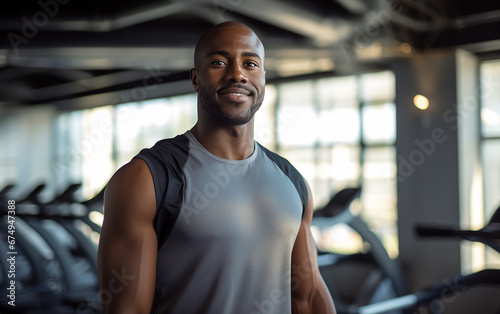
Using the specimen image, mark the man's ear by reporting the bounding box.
[190,68,199,92]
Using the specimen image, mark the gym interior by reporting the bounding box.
[1,0,500,313]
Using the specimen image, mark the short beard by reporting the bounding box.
[199,86,264,127]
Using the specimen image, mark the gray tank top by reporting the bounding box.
[135,131,307,314]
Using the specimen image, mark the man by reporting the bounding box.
[97,21,336,314]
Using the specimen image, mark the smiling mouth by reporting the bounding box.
[217,86,252,97]
[224,93,247,96]
[218,92,251,103]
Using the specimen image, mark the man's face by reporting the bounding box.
[191,26,266,127]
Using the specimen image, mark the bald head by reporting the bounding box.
[189,21,266,128]
[193,21,265,68]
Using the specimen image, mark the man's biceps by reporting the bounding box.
[101,218,155,252]
[104,201,155,231]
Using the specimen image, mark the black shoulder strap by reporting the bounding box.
[134,134,190,246]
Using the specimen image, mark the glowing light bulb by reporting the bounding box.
[414,94,429,110]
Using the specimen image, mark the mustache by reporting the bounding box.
[217,84,253,95]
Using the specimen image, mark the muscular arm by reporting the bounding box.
[97,158,157,314]
[291,182,336,314]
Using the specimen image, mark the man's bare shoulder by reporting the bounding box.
[103,158,156,222]
[112,157,150,180]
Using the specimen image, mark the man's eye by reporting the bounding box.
[246,62,258,67]
[212,61,226,66]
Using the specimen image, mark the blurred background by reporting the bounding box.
[0,0,500,313]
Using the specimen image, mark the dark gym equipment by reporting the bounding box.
[354,205,500,314]
[0,182,104,313]
[415,206,500,254]
[312,187,407,314]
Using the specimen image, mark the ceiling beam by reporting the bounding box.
[0,2,190,32]
[4,47,195,70]
[50,79,194,110]
[28,70,154,101]
[207,0,354,46]
[3,44,335,69]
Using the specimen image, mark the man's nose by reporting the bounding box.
[225,63,248,83]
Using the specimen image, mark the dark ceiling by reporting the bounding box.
[1,0,499,111]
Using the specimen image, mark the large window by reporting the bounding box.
[480,59,500,268]
[54,95,197,199]
[114,95,197,168]
[257,71,398,257]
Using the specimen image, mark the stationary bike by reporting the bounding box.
[312,187,407,314]
[355,204,500,314]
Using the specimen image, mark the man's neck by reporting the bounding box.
[190,120,255,160]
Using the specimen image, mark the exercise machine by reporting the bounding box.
[354,204,500,314]
[0,183,103,313]
[312,187,407,314]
